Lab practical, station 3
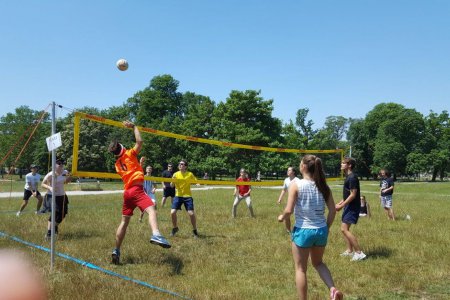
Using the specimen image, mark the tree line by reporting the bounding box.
[0,75,448,181]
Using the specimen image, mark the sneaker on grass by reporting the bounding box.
[351,251,367,261]
[150,234,171,248]
[340,250,353,257]
[112,249,120,265]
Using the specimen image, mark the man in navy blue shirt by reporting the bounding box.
[336,157,366,261]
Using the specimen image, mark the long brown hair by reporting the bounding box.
[301,155,331,202]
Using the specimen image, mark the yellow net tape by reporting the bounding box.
[72,112,344,186]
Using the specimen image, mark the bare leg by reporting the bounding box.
[144,206,160,235]
[291,242,309,300]
[187,210,197,230]
[36,195,43,211]
[115,216,131,250]
[310,246,335,288]
[18,200,28,213]
[340,223,360,252]
[171,209,178,229]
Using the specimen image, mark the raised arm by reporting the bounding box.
[123,120,143,154]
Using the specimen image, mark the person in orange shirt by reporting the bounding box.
[108,120,170,265]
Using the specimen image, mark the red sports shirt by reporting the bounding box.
[236,177,251,196]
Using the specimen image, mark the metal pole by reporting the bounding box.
[50,102,56,270]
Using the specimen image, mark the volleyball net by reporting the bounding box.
[71,112,344,186]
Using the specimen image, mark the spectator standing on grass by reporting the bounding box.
[108,121,170,265]
[170,159,199,238]
[359,195,371,217]
[16,164,44,216]
[380,169,395,220]
[161,163,175,207]
[278,155,343,300]
[232,168,255,218]
[277,166,300,233]
[41,159,71,240]
[139,157,158,222]
[336,157,366,261]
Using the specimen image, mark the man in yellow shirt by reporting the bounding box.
[108,120,170,265]
[170,159,199,238]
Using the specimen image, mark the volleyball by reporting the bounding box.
[116,59,128,71]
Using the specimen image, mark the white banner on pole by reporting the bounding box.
[46,132,62,151]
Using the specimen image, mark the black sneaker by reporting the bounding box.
[112,249,120,265]
[193,229,199,238]
[170,227,179,237]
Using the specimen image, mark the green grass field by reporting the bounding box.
[1,180,449,299]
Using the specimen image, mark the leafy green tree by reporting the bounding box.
[0,106,50,175]
[347,118,371,178]
[407,111,450,181]
[211,90,282,177]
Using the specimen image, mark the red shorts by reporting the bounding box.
[122,185,154,216]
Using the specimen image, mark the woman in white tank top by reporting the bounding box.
[278,155,343,300]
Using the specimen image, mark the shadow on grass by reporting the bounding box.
[59,230,102,240]
[160,253,184,276]
[365,246,393,259]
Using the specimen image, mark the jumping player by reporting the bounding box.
[108,121,170,265]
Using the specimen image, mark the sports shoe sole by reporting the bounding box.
[150,239,171,248]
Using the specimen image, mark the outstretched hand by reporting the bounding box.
[123,120,135,128]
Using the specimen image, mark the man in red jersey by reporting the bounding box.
[108,120,170,265]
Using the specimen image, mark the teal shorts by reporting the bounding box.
[292,226,328,248]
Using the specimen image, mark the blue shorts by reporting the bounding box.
[292,226,328,248]
[172,197,194,211]
[342,206,359,224]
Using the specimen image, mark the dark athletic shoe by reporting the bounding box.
[112,249,120,265]
[170,227,179,237]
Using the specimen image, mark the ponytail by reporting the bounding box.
[302,155,331,202]
[313,157,331,202]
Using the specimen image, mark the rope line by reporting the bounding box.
[0,231,191,300]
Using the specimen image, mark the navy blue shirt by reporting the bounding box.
[380,177,394,196]
[343,173,361,211]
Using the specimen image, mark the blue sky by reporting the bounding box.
[1,1,449,129]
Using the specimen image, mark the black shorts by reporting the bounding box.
[163,186,175,198]
[47,195,69,223]
[23,189,41,200]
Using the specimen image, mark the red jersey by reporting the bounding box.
[114,148,144,190]
[236,177,251,196]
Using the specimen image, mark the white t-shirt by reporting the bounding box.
[42,170,68,196]
[24,172,41,191]
[294,179,327,229]
[282,176,300,191]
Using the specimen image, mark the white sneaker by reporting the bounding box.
[351,251,367,261]
[340,250,353,257]
[16,211,21,217]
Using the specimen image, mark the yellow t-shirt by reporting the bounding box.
[173,171,197,197]
[114,148,144,190]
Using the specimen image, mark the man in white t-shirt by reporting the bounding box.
[277,166,299,233]
[16,164,44,216]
